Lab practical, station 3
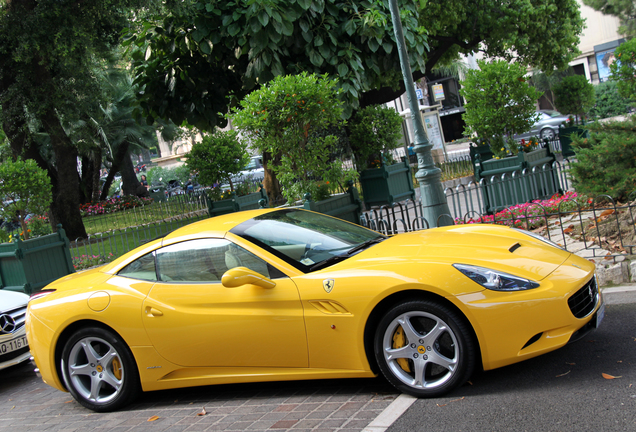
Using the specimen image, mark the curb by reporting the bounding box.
[601,285,636,304]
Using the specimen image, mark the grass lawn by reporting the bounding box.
[81,195,207,236]
[71,200,208,269]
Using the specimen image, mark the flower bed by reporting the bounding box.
[80,196,154,217]
[72,253,115,270]
[455,191,592,230]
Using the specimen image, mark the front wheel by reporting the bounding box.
[540,128,555,140]
[374,300,475,397]
[60,327,140,412]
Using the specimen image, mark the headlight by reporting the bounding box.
[511,228,565,250]
[453,264,540,291]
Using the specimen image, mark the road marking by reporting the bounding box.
[362,393,417,432]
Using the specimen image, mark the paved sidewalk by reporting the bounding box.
[0,365,398,432]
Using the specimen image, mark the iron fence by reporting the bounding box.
[81,192,208,235]
[360,159,635,260]
[70,211,209,265]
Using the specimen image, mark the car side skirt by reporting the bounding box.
[132,346,376,392]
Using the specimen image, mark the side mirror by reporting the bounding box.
[221,267,276,289]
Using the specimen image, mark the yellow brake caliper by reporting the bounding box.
[112,357,122,380]
[392,325,411,372]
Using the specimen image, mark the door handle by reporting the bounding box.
[145,307,163,317]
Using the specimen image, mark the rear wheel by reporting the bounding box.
[60,327,140,412]
[374,300,475,397]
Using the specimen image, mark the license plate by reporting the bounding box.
[595,302,605,328]
[0,336,28,354]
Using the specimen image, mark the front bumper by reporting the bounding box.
[455,256,601,371]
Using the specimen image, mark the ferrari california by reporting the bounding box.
[26,208,603,411]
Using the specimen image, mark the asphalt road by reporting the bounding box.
[387,302,636,432]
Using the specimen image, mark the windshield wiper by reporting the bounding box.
[308,237,387,272]
[347,237,386,255]
[309,254,350,272]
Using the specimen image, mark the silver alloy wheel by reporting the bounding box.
[382,311,459,390]
[65,336,124,405]
[541,128,555,139]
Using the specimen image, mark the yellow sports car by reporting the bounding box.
[26,209,604,412]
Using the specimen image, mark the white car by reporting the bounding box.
[0,290,30,370]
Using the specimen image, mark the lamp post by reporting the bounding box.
[388,0,450,227]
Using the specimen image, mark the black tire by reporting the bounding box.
[60,327,141,412]
[540,128,555,140]
[374,300,475,397]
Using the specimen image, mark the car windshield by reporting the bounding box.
[231,209,385,272]
[541,110,562,118]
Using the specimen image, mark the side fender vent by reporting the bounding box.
[309,301,352,315]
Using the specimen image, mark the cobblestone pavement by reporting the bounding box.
[0,362,399,432]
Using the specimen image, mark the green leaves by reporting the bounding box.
[554,75,596,121]
[185,130,249,188]
[231,72,346,203]
[460,60,543,139]
[0,159,52,239]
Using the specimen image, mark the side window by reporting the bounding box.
[156,239,230,283]
[224,243,271,278]
[118,252,157,281]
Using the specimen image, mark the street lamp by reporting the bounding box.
[388,0,451,227]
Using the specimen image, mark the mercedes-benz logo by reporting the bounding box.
[0,314,17,334]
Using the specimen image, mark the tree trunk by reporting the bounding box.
[262,151,282,205]
[79,155,93,204]
[92,151,102,202]
[100,141,130,200]
[120,148,143,196]
[42,110,88,240]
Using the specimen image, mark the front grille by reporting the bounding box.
[568,276,598,318]
[0,304,27,335]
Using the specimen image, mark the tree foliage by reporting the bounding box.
[0,0,157,239]
[569,118,636,200]
[232,73,354,204]
[460,60,543,140]
[553,75,596,123]
[185,131,249,188]
[610,38,636,101]
[348,105,403,171]
[128,0,584,131]
[0,159,52,240]
[582,0,636,38]
[589,80,633,118]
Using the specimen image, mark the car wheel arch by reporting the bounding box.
[363,289,482,375]
[54,319,136,391]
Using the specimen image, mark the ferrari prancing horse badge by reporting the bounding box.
[323,279,335,293]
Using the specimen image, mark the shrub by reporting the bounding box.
[0,159,52,239]
[568,117,636,201]
[232,72,357,204]
[146,164,191,186]
[460,60,542,140]
[185,130,249,188]
[610,38,636,100]
[349,105,403,171]
[589,81,632,119]
[553,75,595,124]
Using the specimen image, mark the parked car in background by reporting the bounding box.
[0,290,30,371]
[522,110,571,140]
[232,155,264,183]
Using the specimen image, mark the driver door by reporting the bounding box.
[140,238,308,368]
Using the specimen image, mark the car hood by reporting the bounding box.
[0,290,29,311]
[351,224,573,281]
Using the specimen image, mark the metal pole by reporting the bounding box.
[388,0,450,226]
